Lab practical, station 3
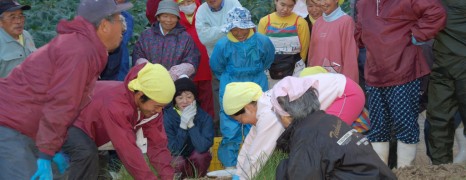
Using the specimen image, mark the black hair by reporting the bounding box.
[134,90,150,103]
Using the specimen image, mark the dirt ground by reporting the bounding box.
[196,111,466,180]
[395,111,466,179]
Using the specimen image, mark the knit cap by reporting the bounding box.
[173,77,198,102]
[156,0,180,18]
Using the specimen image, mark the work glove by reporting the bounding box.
[411,35,426,45]
[31,158,53,180]
[180,101,197,129]
[52,151,69,174]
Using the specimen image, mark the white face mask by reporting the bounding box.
[179,3,197,15]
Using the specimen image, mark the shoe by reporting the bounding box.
[454,123,466,164]
[371,142,389,165]
[397,141,417,168]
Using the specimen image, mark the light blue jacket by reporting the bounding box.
[0,28,36,78]
[210,32,275,99]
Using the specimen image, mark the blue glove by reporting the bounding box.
[411,35,426,45]
[52,151,69,174]
[232,174,240,180]
[31,159,52,180]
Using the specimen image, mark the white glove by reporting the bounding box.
[180,101,197,129]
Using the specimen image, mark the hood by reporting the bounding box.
[56,16,108,72]
[57,16,102,44]
[124,62,146,89]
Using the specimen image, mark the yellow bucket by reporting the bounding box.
[208,137,224,171]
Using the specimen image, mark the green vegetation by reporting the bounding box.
[17,0,273,48]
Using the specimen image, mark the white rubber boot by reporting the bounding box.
[371,142,389,165]
[454,123,466,164]
[397,141,417,168]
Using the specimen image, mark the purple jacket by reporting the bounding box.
[132,22,200,71]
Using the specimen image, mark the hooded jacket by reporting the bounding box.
[0,16,107,158]
[132,22,200,74]
[355,0,446,87]
[73,63,175,180]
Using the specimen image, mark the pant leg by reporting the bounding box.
[366,86,392,142]
[427,52,466,164]
[188,151,212,178]
[212,73,221,132]
[171,156,191,179]
[217,110,243,167]
[387,79,421,144]
[0,126,37,179]
[62,126,99,180]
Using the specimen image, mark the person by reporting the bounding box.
[210,7,275,169]
[177,0,215,119]
[303,0,322,33]
[100,0,134,81]
[163,76,214,179]
[146,0,162,25]
[0,0,132,179]
[271,76,396,179]
[195,0,242,126]
[257,0,310,88]
[133,0,200,81]
[299,66,365,126]
[307,0,359,83]
[427,0,466,165]
[221,66,365,179]
[0,0,36,78]
[195,0,242,57]
[355,0,446,168]
[222,82,285,179]
[62,63,175,180]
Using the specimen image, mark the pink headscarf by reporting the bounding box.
[270,76,318,116]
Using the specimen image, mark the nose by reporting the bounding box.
[154,107,163,113]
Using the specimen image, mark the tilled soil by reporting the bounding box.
[394,164,466,180]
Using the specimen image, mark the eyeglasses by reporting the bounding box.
[0,15,26,22]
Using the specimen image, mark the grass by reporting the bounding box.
[252,150,288,180]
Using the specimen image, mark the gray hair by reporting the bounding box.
[93,14,126,31]
[277,87,320,120]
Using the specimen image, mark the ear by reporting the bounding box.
[244,103,256,114]
[97,19,111,33]
[134,91,143,103]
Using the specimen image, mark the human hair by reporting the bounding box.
[93,13,126,30]
[275,0,297,3]
[134,90,151,103]
[231,101,257,117]
[276,87,320,120]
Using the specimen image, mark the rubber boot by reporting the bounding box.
[371,142,389,165]
[397,141,417,168]
[454,123,466,164]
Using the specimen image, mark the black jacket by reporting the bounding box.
[276,111,396,180]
